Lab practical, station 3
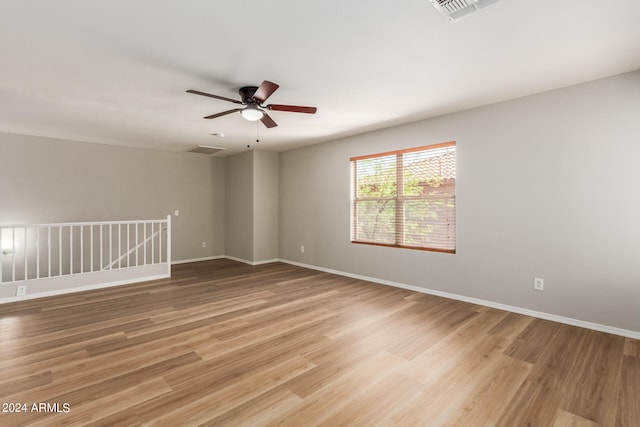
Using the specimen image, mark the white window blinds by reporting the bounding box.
[351,142,456,253]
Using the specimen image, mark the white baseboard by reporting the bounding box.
[278,259,640,340]
[7,255,636,340]
[224,255,279,266]
[0,255,268,304]
[172,255,225,265]
[173,255,278,266]
[0,273,169,305]
[252,258,280,266]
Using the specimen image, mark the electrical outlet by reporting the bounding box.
[174,210,179,216]
[300,245,305,253]
[534,277,544,291]
[202,241,207,248]
[16,285,27,296]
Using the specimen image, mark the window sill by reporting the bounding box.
[351,240,456,254]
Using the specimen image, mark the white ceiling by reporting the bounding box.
[1,0,639,157]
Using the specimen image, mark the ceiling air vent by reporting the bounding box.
[187,145,226,155]
[429,0,500,22]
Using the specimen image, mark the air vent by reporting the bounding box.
[429,0,500,22]
[187,145,226,155]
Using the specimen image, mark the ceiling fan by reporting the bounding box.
[187,80,317,128]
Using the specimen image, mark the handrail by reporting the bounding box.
[0,215,171,285]
[0,219,167,228]
[103,225,167,271]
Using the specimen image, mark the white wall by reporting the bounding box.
[279,70,640,333]
[0,133,226,261]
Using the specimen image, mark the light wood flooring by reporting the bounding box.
[0,259,638,426]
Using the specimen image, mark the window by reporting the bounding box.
[350,141,456,253]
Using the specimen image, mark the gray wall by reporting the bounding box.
[225,150,279,263]
[2,71,638,333]
[253,150,279,262]
[279,70,640,332]
[225,150,254,261]
[0,133,226,261]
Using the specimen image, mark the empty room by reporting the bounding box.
[1,1,639,426]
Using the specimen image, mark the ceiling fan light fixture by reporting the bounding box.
[241,105,264,121]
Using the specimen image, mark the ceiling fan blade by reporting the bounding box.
[260,113,278,128]
[253,81,279,103]
[187,90,243,105]
[267,104,317,114]
[204,108,242,119]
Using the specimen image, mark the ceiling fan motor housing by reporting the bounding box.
[239,86,259,104]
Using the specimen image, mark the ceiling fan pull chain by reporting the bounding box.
[247,122,260,149]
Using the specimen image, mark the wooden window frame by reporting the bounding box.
[350,141,456,254]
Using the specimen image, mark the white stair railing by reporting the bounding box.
[0,216,171,287]
[102,224,168,271]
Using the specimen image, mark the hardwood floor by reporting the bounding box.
[0,259,638,426]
